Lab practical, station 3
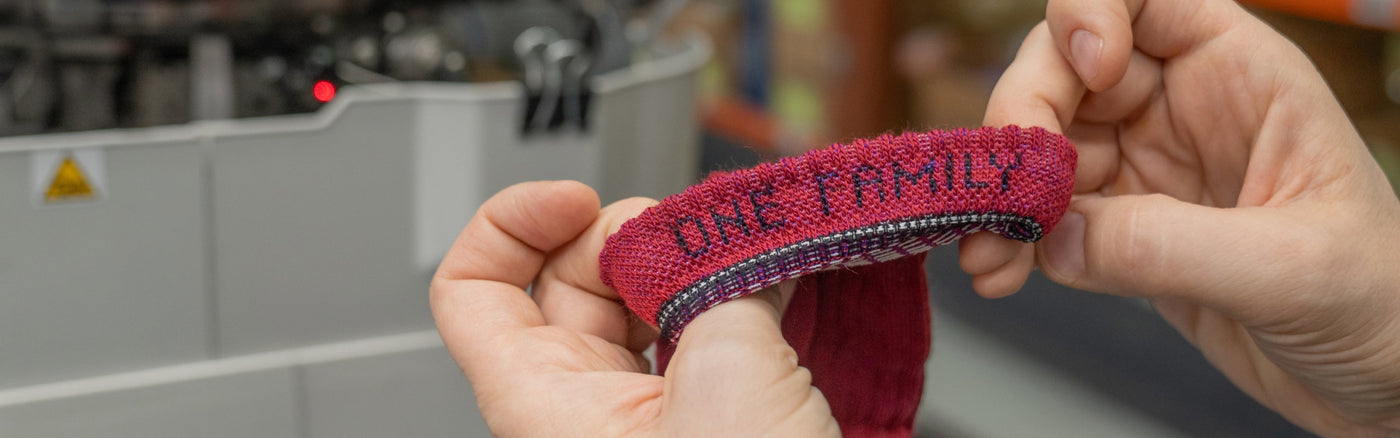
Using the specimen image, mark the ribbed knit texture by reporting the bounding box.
[602,126,1075,438]
[790,255,931,438]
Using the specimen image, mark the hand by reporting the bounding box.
[957,0,1400,435]
[430,181,837,437]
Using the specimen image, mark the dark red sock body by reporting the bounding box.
[790,256,931,437]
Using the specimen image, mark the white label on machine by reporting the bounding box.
[30,148,107,206]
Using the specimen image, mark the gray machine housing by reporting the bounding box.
[0,36,706,438]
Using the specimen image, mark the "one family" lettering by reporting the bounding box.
[670,151,1022,257]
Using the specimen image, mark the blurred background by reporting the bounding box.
[0,0,1397,436]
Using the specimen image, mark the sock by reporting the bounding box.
[601,126,1076,437]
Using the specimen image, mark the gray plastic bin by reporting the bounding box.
[0,36,707,392]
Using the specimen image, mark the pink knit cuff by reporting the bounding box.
[600,126,1076,341]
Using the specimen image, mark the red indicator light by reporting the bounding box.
[313,80,336,102]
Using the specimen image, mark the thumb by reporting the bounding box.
[1036,194,1315,317]
[661,281,838,435]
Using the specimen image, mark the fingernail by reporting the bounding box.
[1042,211,1086,281]
[1070,29,1102,83]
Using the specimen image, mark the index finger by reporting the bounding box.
[983,22,1085,133]
[430,180,601,375]
[960,22,1087,298]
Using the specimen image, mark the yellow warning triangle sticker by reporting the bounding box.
[45,156,96,201]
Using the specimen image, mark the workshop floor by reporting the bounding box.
[915,314,1186,438]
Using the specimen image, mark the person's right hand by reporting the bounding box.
[955,0,1400,435]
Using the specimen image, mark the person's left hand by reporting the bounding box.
[430,180,838,437]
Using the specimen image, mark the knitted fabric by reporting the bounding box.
[650,256,933,438]
[601,125,1075,437]
[600,126,1076,340]
[785,256,932,438]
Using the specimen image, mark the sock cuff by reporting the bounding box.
[600,126,1076,341]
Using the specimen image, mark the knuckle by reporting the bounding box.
[428,276,456,309]
[1100,195,1169,286]
[1011,22,1053,60]
[675,334,800,377]
[718,337,799,368]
